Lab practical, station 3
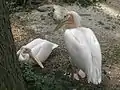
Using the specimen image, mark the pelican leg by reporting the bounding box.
[77,69,86,78]
[73,73,80,80]
[71,66,80,81]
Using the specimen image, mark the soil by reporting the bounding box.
[10,2,120,89]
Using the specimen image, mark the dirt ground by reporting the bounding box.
[10,2,120,89]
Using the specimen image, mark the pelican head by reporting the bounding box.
[18,48,31,61]
[54,11,81,31]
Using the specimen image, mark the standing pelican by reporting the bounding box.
[54,11,102,84]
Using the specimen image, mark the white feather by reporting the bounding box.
[17,38,58,68]
[62,11,102,84]
[64,27,102,84]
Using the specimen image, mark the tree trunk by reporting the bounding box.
[0,0,26,90]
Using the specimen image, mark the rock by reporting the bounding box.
[41,14,46,20]
[37,7,48,12]
[104,26,110,30]
[53,5,68,22]
[37,5,53,12]
[106,0,120,9]
[48,11,53,17]
[98,21,104,25]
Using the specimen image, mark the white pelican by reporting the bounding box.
[17,38,58,68]
[54,11,102,84]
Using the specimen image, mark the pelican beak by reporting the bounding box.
[54,16,68,31]
[34,57,44,68]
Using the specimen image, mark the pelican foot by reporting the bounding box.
[73,73,80,80]
[78,69,86,78]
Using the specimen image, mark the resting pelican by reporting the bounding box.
[17,38,58,68]
[54,11,102,84]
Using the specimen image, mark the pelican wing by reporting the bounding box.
[25,38,44,49]
[31,41,58,68]
[82,27,102,84]
[64,29,92,71]
[82,27,102,68]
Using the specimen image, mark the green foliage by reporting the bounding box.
[15,0,25,5]
[58,0,106,7]
[76,0,93,7]
[20,63,103,90]
[77,0,106,7]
